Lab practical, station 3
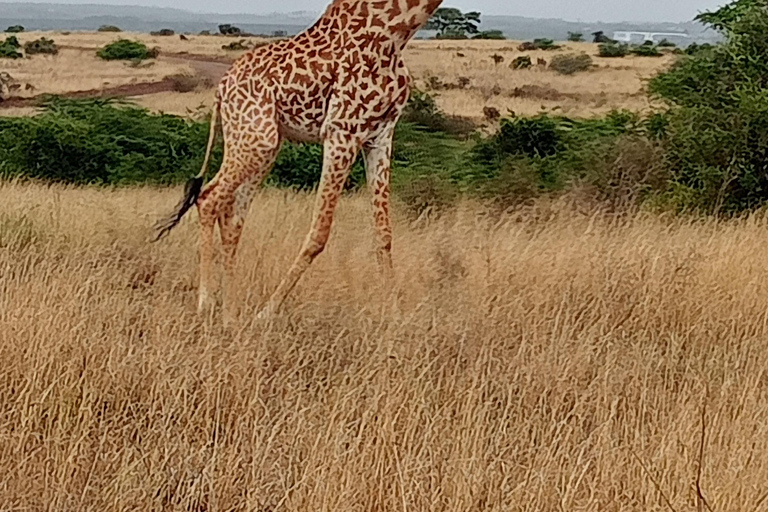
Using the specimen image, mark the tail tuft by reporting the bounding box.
[152,176,205,242]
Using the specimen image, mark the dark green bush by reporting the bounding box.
[473,30,506,40]
[549,53,593,75]
[0,36,22,59]
[97,39,157,61]
[630,44,662,57]
[648,0,768,212]
[568,32,584,42]
[400,90,476,138]
[98,25,122,32]
[657,38,677,47]
[24,37,58,56]
[5,26,24,34]
[598,43,629,58]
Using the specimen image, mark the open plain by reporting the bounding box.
[1,26,766,512]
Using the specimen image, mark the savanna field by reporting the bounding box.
[2,12,768,511]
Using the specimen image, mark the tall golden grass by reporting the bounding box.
[1,180,767,509]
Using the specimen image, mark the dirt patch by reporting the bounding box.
[0,78,178,109]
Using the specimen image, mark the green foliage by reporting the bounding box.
[473,30,506,40]
[218,24,242,35]
[24,37,58,56]
[684,42,714,55]
[511,56,532,69]
[657,38,677,48]
[630,44,662,57]
[98,25,122,32]
[426,8,481,39]
[457,111,660,207]
[592,31,615,43]
[519,38,561,51]
[598,43,629,58]
[400,90,476,138]
[549,53,593,75]
[568,32,584,42]
[97,39,157,61]
[5,25,24,34]
[0,36,22,59]
[649,0,768,212]
[695,0,761,32]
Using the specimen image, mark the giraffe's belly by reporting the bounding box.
[278,119,323,144]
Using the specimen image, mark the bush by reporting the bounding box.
[98,25,121,32]
[24,37,58,56]
[401,90,476,138]
[568,32,585,42]
[0,98,473,198]
[518,39,561,51]
[648,1,768,213]
[592,31,615,43]
[657,38,677,47]
[549,53,593,75]
[218,24,242,36]
[97,40,157,61]
[150,29,175,36]
[631,44,662,57]
[511,56,532,69]
[598,43,629,58]
[5,26,24,34]
[0,36,22,59]
[473,30,506,40]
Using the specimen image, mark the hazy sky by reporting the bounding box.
[6,0,730,23]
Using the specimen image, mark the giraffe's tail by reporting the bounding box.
[153,98,221,242]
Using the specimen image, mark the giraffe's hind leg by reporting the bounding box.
[195,116,280,322]
[218,148,280,325]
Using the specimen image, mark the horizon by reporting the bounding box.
[0,0,729,24]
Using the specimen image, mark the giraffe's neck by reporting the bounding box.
[310,0,444,51]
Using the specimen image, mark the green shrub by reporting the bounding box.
[5,26,24,34]
[598,43,629,58]
[511,55,532,69]
[401,90,476,138]
[473,30,506,40]
[630,44,662,57]
[648,1,768,213]
[97,39,157,61]
[0,36,22,59]
[24,37,58,56]
[549,53,593,75]
[98,25,122,32]
[657,38,677,47]
[568,32,584,42]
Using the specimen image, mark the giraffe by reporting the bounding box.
[155,0,444,323]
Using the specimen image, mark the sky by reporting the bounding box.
[4,0,730,23]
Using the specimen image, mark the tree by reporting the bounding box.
[695,0,762,32]
[568,32,584,42]
[425,8,481,39]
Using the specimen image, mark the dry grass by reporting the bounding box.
[0,46,192,97]
[1,180,767,510]
[2,33,673,120]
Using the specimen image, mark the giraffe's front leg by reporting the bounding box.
[364,126,396,272]
[259,133,359,318]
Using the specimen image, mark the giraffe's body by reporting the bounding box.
[156,0,443,322]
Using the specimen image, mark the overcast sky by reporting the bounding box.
[5,0,730,23]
